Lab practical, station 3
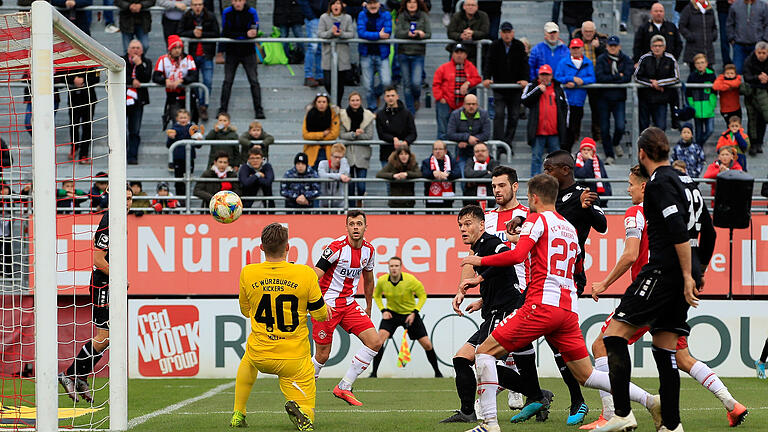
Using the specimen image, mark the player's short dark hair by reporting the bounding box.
[629,164,649,182]
[637,127,669,162]
[491,165,518,184]
[528,174,559,204]
[383,85,398,94]
[248,147,263,157]
[213,151,230,162]
[389,256,402,263]
[457,204,485,222]
[544,150,574,168]
[346,209,366,222]
[261,223,288,255]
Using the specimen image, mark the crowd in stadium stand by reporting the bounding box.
[30,0,768,211]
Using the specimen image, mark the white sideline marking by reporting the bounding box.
[128,382,234,429]
[173,406,768,415]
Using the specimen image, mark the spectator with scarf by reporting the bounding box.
[302,93,340,167]
[194,151,241,206]
[122,39,152,165]
[421,140,460,212]
[573,137,612,206]
[462,142,499,207]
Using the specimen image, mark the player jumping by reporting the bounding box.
[312,210,381,406]
[230,223,329,430]
[462,174,661,432]
[59,185,133,403]
[584,165,747,429]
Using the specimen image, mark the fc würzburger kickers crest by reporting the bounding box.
[136,305,201,376]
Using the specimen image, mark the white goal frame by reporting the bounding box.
[30,1,127,430]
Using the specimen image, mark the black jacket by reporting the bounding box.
[633,20,683,62]
[562,1,593,27]
[66,69,100,106]
[744,52,768,89]
[634,52,680,104]
[375,100,418,161]
[482,38,529,98]
[238,162,274,208]
[521,80,568,145]
[274,0,305,26]
[115,0,155,34]
[122,53,152,106]
[177,8,220,60]
[678,3,718,65]
[595,50,634,101]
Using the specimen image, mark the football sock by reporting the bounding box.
[66,341,104,379]
[496,363,543,400]
[760,338,768,363]
[594,356,615,419]
[652,345,681,429]
[312,356,325,379]
[689,360,735,411]
[604,335,632,417]
[584,368,651,408]
[370,345,385,376]
[553,350,584,407]
[339,346,377,390]
[233,355,258,413]
[511,346,543,399]
[475,353,500,426]
[453,357,476,415]
[425,348,441,376]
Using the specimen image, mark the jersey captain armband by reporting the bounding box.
[316,258,332,272]
[308,297,326,311]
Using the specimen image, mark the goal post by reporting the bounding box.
[28,1,127,430]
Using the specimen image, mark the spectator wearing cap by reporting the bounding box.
[357,0,393,112]
[445,94,491,174]
[555,38,595,151]
[446,0,489,64]
[482,21,529,153]
[529,21,570,81]
[219,0,265,119]
[573,20,607,141]
[281,153,321,210]
[116,0,154,52]
[574,137,612,205]
[177,0,220,122]
[634,34,680,131]
[595,35,634,163]
[152,182,181,212]
[152,35,198,128]
[432,44,482,140]
[239,147,274,209]
[123,40,152,165]
[522,64,568,176]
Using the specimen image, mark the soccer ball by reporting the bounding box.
[209,190,243,224]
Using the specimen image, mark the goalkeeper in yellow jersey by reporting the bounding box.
[230,223,330,431]
[368,256,443,378]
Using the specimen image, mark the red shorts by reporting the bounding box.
[311,300,375,345]
[491,302,589,363]
[601,313,688,350]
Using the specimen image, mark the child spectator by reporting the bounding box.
[686,53,717,145]
[129,181,151,214]
[703,145,743,195]
[302,93,340,167]
[281,152,321,210]
[205,112,240,167]
[376,147,422,211]
[89,172,109,211]
[670,123,706,178]
[573,137,612,205]
[238,120,274,160]
[716,116,750,170]
[672,159,688,174]
[194,151,241,206]
[151,182,181,213]
[166,109,203,196]
[56,180,88,212]
[238,147,274,209]
[318,142,352,210]
[712,64,742,124]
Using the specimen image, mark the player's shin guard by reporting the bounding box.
[65,341,104,379]
[594,356,615,420]
[475,353,500,426]
[339,346,377,390]
[603,336,632,418]
[453,357,477,415]
[553,350,585,406]
[652,345,681,429]
[234,355,258,413]
[312,356,325,379]
[688,360,735,411]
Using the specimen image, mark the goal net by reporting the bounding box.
[0,2,127,430]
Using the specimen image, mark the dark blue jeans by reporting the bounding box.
[350,166,367,197]
[639,101,667,131]
[598,99,626,157]
[398,54,425,114]
[127,104,143,162]
[733,43,755,74]
[718,12,732,66]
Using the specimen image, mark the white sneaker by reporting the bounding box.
[646,394,662,430]
[508,391,524,409]
[465,422,501,432]
[475,399,484,421]
[104,24,120,33]
[593,410,637,432]
[442,12,451,27]
[659,424,684,432]
[613,144,624,157]
[605,156,615,165]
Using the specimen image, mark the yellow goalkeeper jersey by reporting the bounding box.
[239,260,328,360]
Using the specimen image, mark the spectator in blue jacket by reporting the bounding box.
[357,0,392,111]
[555,38,595,151]
[445,94,491,174]
[238,147,274,209]
[281,152,321,210]
[298,0,326,87]
[595,35,633,163]
[529,21,570,81]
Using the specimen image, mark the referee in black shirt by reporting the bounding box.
[600,128,714,432]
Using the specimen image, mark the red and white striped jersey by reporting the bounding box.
[624,203,649,281]
[485,204,529,291]
[153,54,196,93]
[317,236,376,308]
[520,211,580,312]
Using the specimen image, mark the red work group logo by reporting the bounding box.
[136,305,200,376]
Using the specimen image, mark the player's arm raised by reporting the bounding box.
[592,237,640,301]
[362,270,375,317]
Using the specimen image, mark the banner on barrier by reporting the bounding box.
[52,214,768,296]
[128,298,767,379]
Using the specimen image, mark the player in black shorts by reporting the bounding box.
[598,128,715,432]
[441,205,550,424]
[59,185,133,403]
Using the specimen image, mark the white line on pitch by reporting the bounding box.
[127,382,235,429]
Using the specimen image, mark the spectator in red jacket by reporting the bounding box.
[712,63,742,124]
[432,43,482,140]
[703,145,743,196]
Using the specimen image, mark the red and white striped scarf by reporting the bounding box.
[575,153,605,193]
[473,156,489,196]
[428,155,454,200]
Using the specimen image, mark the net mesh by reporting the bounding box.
[1,11,114,430]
